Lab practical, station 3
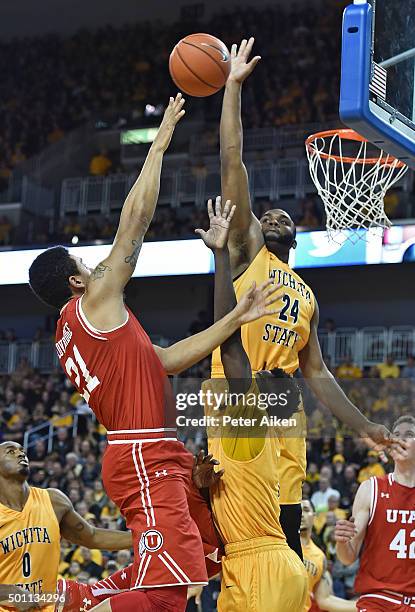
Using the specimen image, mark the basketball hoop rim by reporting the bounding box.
[305,128,407,168]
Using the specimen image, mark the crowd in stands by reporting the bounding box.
[9,195,325,248]
[0,2,343,185]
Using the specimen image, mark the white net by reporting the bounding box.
[306,130,408,242]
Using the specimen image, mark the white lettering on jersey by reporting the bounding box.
[386,509,415,524]
[55,322,73,358]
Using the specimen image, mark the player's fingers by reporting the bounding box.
[207,199,214,218]
[175,109,185,121]
[244,36,255,57]
[247,56,261,71]
[195,229,206,239]
[203,453,213,463]
[264,283,281,298]
[247,280,257,297]
[174,92,183,103]
[257,278,274,292]
[238,38,247,56]
[227,204,237,223]
[222,199,232,218]
[231,43,237,58]
[215,469,225,479]
[215,195,222,216]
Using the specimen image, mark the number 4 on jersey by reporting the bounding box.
[389,528,415,559]
[65,345,100,402]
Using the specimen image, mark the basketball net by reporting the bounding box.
[305,129,408,243]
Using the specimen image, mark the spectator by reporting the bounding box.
[323,318,336,332]
[64,561,82,580]
[335,356,362,380]
[89,149,112,176]
[116,550,132,570]
[377,354,400,379]
[357,451,386,483]
[314,494,347,534]
[401,355,415,379]
[78,547,103,579]
[311,477,340,513]
[53,427,74,460]
[331,453,346,491]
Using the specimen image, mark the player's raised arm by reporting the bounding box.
[197,197,279,385]
[299,299,391,448]
[153,197,279,376]
[220,38,263,274]
[335,479,371,566]
[83,94,185,307]
[48,489,132,550]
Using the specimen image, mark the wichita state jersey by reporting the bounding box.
[302,539,325,611]
[0,487,60,611]
[211,245,314,505]
[211,245,315,376]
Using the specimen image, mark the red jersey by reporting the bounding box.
[355,474,415,596]
[55,296,174,432]
[55,296,211,589]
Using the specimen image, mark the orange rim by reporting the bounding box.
[305,128,407,168]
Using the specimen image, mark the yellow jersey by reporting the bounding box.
[203,379,286,546]
[0,487,60,611]
[211,245,315,376]
[211,246,313,505]
[302,538,325,611]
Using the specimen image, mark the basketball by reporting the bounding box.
[169,33,231,97]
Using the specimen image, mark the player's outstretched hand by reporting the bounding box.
[192,450,224,489]
[361,421,392,453]
[195,196,236,250]
[228,37,261,84]
[236,280,282,325]
[334,517,358,543]
[154,93,186,152]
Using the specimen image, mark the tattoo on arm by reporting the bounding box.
[124,239,142,269]
[91,263,112,281]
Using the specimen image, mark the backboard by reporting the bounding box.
[340,0,415,168]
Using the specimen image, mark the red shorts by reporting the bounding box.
[102,435,210,589]
[357,592,415,611]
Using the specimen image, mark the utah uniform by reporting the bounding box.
[212,245,314,505]
[0,487,60,611]
[355,474,415,611]
[56,296,210,591]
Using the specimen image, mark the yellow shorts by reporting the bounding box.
[278,408,307,505]
[218,536,308,612]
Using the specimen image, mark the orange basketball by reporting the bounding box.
[169,33,231,97]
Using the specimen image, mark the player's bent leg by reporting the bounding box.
[90,585,188,612]
[279,503,303,561]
